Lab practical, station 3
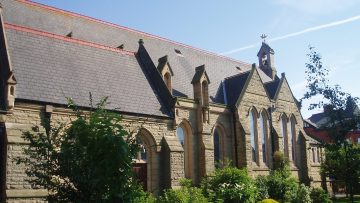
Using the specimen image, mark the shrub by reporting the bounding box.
[310,187,331,203]
[158,187,208,203]
[266,169,298,202]
[292,184,311,203]
[255,175,269,200]
[201,167,258,203]
[133,187,157,203]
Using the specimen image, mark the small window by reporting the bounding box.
[312,148,316,163]
[202,81,209,106]
[10,86,14,96]
[174,49,184,57]
[164,72,172,92]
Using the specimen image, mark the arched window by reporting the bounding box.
[176,122,192,180]
[10,86,14,96]
[259,112,268,165]
[312,148,316,163]
[135,139,147,162]
[176,127,185,147]
[164,72,172,92]
[214,128,221,166]
[289,116,296,162]
[133,129,157,192]
[249,109,258,163]
[202,81,209,106]
[280,114,289,158]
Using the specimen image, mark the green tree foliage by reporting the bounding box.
[158,178,208,203]
[201,167,258,203]
[16,97,143,202]
[310,188,331,203]
[301,46,360,202]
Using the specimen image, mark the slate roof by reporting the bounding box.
[264,77,281,99]
[0,0,282,119]
[224,71,251,106]
[1,0,273,103]
[5,25,169,117]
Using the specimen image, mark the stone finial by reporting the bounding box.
[138,39,144,45]
[281,72,285,78]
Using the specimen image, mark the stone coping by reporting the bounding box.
[6,189,47,198]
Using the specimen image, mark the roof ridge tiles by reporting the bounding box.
[4,23,136,56]
[16,0,251,67]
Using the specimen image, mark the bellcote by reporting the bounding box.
[257,42,277,80]
[157,55,174,93]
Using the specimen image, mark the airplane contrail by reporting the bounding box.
[220,15,360,55]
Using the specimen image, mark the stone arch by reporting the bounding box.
[134,128,158,193]
[247,106,259,118]
[176,119,195,181]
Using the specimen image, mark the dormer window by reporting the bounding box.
[191,65,210,123]
[202,80,209,106]
[164,72,172,92]
[157,55,174,93]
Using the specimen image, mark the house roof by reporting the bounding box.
[1,0,278,116]
[1,0,274,102]
[224,71,251,106]
[264,78,281,99]
[5,24,170,117]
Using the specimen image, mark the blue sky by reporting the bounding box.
[34,0,360,118]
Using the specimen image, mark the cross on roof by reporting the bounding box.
[260,34,267,43]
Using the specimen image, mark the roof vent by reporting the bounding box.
[174,49,183,57]
[66,32,73,38]
[117,44,124,49]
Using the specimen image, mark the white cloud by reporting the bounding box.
[220,15,360,55]
[292,80,307,97]
[272,0,360,14]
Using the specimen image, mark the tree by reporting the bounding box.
[16,97,142,202]
[301,46,360,202]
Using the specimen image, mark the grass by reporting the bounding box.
[333,196,360,203]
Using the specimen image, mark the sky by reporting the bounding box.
[34,0,360,118]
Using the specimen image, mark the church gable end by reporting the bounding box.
[274,73,299,106]
[236,66,270,108]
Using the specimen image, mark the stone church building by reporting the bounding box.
[0,0,323,202]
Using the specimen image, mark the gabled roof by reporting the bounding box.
[224,71,251,106]
[264,77,280,99]
[5,24,170,117]
[191,65,210,84]
[157,55,174,76]
[257,42,274,56]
